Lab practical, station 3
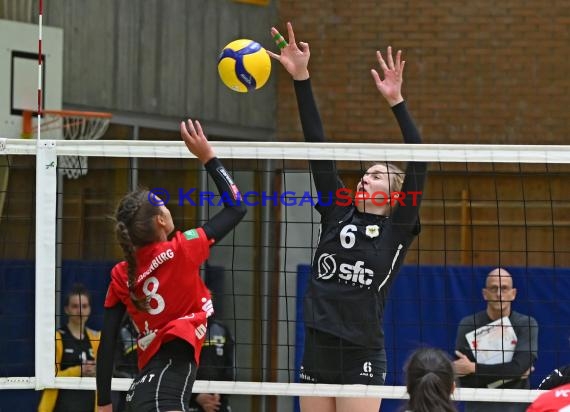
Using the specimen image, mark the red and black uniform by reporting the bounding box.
[96,157,246,412]
[107,228,212,368]
[295,79,427,385]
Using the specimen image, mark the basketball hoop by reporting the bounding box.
[22,109,112,179]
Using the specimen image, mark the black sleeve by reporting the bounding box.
[201,157,247,243]
[390,102,428,232]
[294,79,344,203]
[539,364,570,390]
[96,302,126,406]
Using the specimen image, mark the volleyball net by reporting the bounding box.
[1,138,569,409]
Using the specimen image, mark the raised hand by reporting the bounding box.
[180,118,215,164]
[267,22,310,81]
[370,46,405,107]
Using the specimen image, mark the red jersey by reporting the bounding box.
[105,229,212,369]
[527,384,570,412]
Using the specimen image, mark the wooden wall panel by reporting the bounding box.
[115,0,143,112]
[407,171,570,267]
[202,1,222,120]
[52,0,115,107]
[1,158,569,267]
[0,156,35,260]
[186,0,206,116]
[138,0,160,114]
[217,2,242,125]
[158,0,189,116]
[36,0,277,134]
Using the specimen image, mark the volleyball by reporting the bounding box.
[217,39,271,93]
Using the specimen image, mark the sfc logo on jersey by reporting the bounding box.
[317,253,336,280]
[316,253,375,288]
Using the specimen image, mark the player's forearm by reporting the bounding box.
[201,157,246,243]
[97,305,124,405]
[476,355,534,381]
[391,101,421,144]
[294,79,325,143]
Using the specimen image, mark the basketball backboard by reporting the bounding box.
[0,19,63,139]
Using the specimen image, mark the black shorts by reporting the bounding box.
[126,339,197,412]
[300,327,386,385]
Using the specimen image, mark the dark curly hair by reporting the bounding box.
[115,189,162,311]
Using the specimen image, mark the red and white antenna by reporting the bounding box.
[37,0,43,140]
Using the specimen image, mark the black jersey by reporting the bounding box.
[295,79,427,349]
[306,205,419,348]
[54,324,96,412]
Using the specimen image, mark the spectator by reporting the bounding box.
[38,283,100,412]
[454,268,539,412]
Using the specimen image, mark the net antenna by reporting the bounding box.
[22,109,112,179]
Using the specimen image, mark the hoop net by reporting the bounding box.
[24,110,112,179]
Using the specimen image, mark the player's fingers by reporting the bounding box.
[298,41,310,54]
[400,60,406,76]
[271,26,288,50]
[386,46,395,70]
[266,49,281,60]
[376,50,389,73]
[185,119,198,137]
[370,69,382,87]
[395,50,402,71]
[286,21,296,46]
[194,120,206,139]
[180,121,190,139]
[272,31,288,50]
